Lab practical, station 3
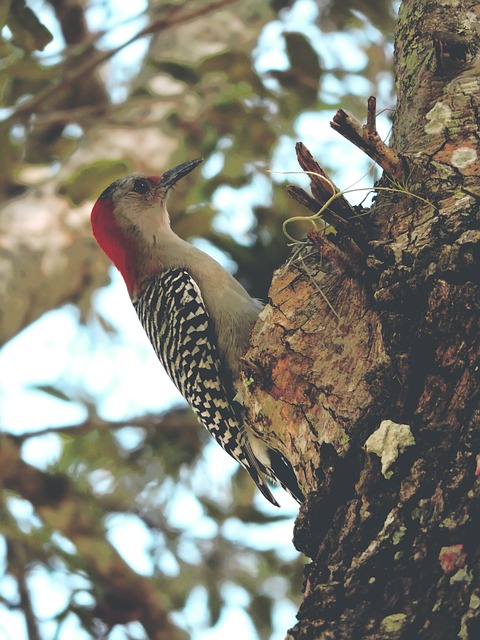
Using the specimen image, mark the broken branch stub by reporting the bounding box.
[330,96,404,181]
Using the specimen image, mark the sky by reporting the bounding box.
[0,1,394,638]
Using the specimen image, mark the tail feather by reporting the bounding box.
[241,433,281,507]
[264,449,304,504]
[245,429,304,505]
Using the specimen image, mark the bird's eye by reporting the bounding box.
[132,178,150,194]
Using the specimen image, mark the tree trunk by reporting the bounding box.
[243,1,480,637]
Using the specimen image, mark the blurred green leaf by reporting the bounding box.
[8,0,53,52]
[150,60,200,85]
[199,50,266,95]
[58,160,130,205]
[318,0,396,33]
[285,32,322,83]
[270,32,322,108]
[32,384,73,403]
[208,584,222,626]
[249,594,273,636]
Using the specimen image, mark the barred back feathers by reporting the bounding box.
[134,268,280,506]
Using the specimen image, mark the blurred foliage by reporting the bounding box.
[3,0,53,51]
[58,160,131,205]
[0,0,396,638]
[316,0,396,32]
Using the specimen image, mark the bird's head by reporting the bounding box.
[91,158,203,294]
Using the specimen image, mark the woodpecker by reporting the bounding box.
[91,158,303,506]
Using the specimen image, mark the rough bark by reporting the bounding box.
[243,1,480,638]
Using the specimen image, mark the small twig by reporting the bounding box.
[285,181,351,236]
[283,143,370,257]
[366,95,376,134]
[295,142,357,230]
[29,95,178,126]
[13,408,192,443]
[31,103,111,125]
[7,541,41,640]
[331,96,404,181]
[282,183,347,244]
[286,184,320,214]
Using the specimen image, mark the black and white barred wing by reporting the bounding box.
[134,269,278,506]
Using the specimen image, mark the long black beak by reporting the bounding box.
[156,158,203,191]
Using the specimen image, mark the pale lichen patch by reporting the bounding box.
[365,420,415,478]
[459,77,480,95]
[451,147,477,169]
[257,305,271,322]
[463,10,477,28]
[425,102,452,135]
[380,613,407,633]
[469,594,480,610]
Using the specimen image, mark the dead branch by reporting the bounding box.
[331,96,404,181]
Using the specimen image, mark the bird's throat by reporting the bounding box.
[91,201,141,296]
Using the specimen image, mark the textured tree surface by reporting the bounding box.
[244,1,480,637]
[3,0,479,637]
